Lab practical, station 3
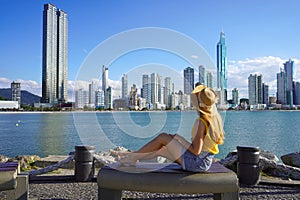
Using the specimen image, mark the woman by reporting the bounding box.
[112,84,225,172]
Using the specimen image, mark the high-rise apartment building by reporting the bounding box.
[232,88,239,105]
[183,67,194,94]
[102,65,109,107]
[216,32,227,105]
[122,74,128,99]
[129,84,138,109]
[102,65,108,92]
[198,65,206,86]
[277,69,287,105]
[164,77,172,108]
[294,82,300,105]
[248,74,263,105]
[75,89,88,109]
[217,32,227,90]
[105,87,112,109]
[284,59,294,92]
[88,81,97,106]
[284,59,294,106]
[142,74,150,103]
[11,81,21,108]
[262,83,269,105]
[42,4,68,104]
[150,73,161,104]
[95,89,105,108]
[206,71,213,88]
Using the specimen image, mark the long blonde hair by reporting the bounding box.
[198,104,225,145]
[191,85,225,145]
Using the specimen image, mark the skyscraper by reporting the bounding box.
[102,65,108,92]
[248,74,262,105]
[11,81,21,108]
[88,81,97,106]
[284,59,294,92]
[142,74,150,103]
[122,74,128,99]
[164,77,172,108]
[102,65,109,107]
[206,71,213,88]
[183,67,194,94]
[284,59,294,106]
[217,32,227,90]
[42,4,68,104]
[105,87,112,109]
[262,83,269,105]
[198,65,206,86]
[294,82,300,105]
[232,88,239,105]
[277,69,287,105]
[150,73,161,104]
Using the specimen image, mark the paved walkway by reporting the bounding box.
[1,169,300,200]
[28,181,300,200]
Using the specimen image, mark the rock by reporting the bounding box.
[259,156,300,180]
[34,155,74,169]
[219,154,238,172]
[225,150,237,158]
[260,150,279,163]
[281,152,300,168]
[0,155,10,163]
[113,146,130,152]
[8,155,40,170]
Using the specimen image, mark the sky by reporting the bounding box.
[1,0,300,100]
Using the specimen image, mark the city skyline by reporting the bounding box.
[1,1,300,100]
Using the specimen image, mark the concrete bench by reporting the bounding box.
[97,162,239,200]
[0,162,28,200]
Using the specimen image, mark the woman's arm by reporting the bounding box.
[173,120,205,156]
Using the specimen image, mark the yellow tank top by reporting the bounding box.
[191,117,219,154]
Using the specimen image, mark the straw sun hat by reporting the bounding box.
[190,85,218,112]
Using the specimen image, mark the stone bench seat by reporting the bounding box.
[0,162,18,191]
[97,162,239,200]
[0,162,28,200]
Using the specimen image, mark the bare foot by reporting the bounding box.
[117,154,137,166]
[109,149,131,157]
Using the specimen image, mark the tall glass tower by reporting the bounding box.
[121,74,128,99]
[42,4,68,104]
[217,32,227,90]
[277,69,287,105]
[284,59,294,106]
[184,67,194,94]
[248,74,262,106]
[198,65,206,86]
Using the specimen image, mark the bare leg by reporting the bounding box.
[118,133,184,164]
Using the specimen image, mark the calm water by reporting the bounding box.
[0,111,299,159]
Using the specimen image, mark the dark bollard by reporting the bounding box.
[237,146,260,185]
[75,145,95,182]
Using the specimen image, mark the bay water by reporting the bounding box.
[0,111,299,160]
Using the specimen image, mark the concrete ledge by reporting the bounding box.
[97,162,239,200]
[0,163,18,191]
[6,173,28,200]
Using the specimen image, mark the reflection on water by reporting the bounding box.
[38,113,77,156]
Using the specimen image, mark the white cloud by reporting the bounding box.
[227,56,300,98]
[0,77,41,96]
[191,55,198,59]
[0,78,11,88]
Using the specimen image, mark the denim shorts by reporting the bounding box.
[181,148,214,172]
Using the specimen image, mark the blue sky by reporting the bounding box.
[1,0,300,99]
